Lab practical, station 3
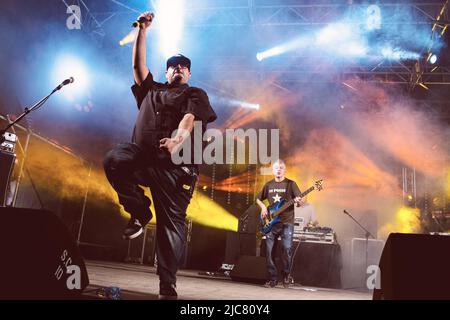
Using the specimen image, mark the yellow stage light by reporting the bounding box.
[187,192,238,231]
[418,82,429,90]
[396,206,421,233]
[119,30,137,46]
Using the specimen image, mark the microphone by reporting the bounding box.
[54,77,74,91]
[132,13,154,28]
[343,209,349,215]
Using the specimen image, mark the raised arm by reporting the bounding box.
[132,12,153,85]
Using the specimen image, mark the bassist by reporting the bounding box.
[256,159,304,288]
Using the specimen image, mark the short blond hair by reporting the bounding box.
[272,159,285,168]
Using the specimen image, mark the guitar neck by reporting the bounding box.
[272,186,315,218]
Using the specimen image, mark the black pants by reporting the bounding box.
[103,142,197,284]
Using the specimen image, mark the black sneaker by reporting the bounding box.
[141,199,153,227]
[264,280,277,288]
[283,274,294,288]
[158,282,177,300]
[122,218,143,240]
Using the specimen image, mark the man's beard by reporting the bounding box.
[171,73,183,84]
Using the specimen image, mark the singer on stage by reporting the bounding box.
[103,12,217,300]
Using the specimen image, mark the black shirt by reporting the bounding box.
[131,72,217,164]
[256,178,302,224]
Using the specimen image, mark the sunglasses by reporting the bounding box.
[168,63,190,70]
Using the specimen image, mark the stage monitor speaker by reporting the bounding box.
[373,233,450,300]
[230,255,268,284]
[0,207,89,299]
[350,238,384,288]
[0,151,15,206]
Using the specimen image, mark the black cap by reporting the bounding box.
[166,54,191,70]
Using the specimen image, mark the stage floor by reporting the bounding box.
[84,260,372,300]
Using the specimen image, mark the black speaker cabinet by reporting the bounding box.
[373,233,450,300]
[261,239,342,288]
[230,255,268,284]
[0,151,15,206]
[0,207,89,299]
[238,204,260,233]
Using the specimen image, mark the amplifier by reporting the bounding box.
[293,227,336,244]
[1,132,17,154]
[0,151,16,206]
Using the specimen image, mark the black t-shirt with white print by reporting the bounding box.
[257,178,302,224]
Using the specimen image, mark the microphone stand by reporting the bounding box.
[0,85,61,143]
[0,81,70,209]
[343,210,375,290]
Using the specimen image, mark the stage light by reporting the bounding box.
[396,206,420,233]
[154,0,184,58]
[210,95,260,110]
[381,47,420,61]
[315,23,367,58]
[256,46,283,61]
[119,29,137,46]
[230,100,260,110]
[256,37,306,61]
[342,82,357,91]
[187,192,238,231]
[240,103,260,110]
[52,54,89,100]
[316,23,352,46]
[432,196,442,207]
[429,54,437,64]
[418,82,429,90]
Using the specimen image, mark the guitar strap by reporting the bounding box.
[286,179,293,201]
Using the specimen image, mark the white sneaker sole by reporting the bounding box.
[123,227,143,240]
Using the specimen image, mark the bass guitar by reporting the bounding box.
[260,179,323,234]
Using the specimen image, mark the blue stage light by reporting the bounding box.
[429,54,437,64]
[52,54,89,101]
[154,0,184,59]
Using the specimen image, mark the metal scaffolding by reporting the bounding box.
[181,1,449,27]
[72,0,450,87]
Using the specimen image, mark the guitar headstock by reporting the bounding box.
[314,179,324,191]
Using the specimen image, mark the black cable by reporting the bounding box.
[288,237,301,284]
